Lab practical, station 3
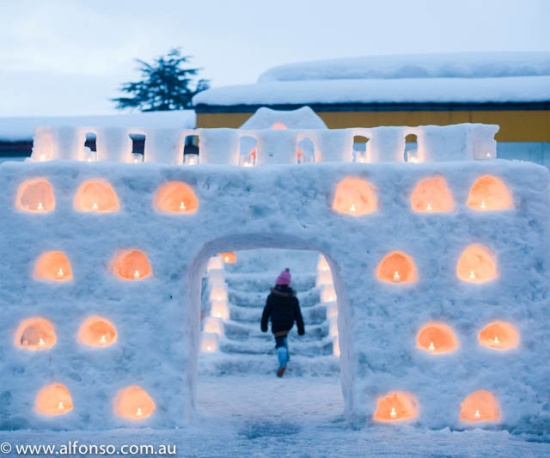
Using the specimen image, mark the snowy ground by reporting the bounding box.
[3,374,549,457]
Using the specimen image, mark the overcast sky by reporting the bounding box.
[0,0,549,117]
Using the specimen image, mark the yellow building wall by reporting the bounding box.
[197,110,550,142]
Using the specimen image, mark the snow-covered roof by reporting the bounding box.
[0,111,196,142]
[240,107,327,129]
[194,53,550,108]
[258,52,550,82]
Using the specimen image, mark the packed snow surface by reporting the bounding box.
[194,76,550,106]
[258,52,550,83]
[195,53,550,106]
[0,111,196,142]
[2,375,550,457]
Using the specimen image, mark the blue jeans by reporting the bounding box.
[275,336,289,368]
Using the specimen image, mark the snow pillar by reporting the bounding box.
[367,127,406,162]
[144,128,184,164]
[95,127,133,162]
[198,128,240,165]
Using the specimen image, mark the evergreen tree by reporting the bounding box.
[112,48,209,111]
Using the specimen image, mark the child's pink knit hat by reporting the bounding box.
[276,268,291,286]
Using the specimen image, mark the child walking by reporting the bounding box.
[261,268,305,377]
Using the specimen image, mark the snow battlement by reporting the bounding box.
[30,122,499,165]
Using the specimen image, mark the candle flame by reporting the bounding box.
[58,401,64,410]
[38,338,45,347]
[481,200,487,209]
[39,154,46,162]
[37,202,44,211]
[179,201,186,211]
[133,270,140,279]
[493,336,500,346]
[349,203,356,213]
[390,407,397,418]
[474,410,480,419]
[393,271,400,282]
[57,268,64,277]
[100,335,106,344]
[137,407,143,416]
[92,202,98,210]
[469,270,476,280]
[428,342,435,352]
[426,203,433,211]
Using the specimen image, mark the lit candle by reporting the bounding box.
[428,342,435,352]
[486,153,492,159]
[179,201,186,211]
[39,154,46,162]
[100,335,106,344]
[92,202,98,211]
[492,336,500,346]
[137,407,143,416]
[469,270,476,280]
[393,271,400,282]
[390,407,397,418]
[349,204,356,213]
[133,270,140,279]
[224,256,229,262]
[37,202,44,211]
[38,338,45,347]
[58,401,64,410]
[426,203,433,211]
[474,410,480,419]
[207,345,212,351]
[481,200,487,209]
[57,268,64,277]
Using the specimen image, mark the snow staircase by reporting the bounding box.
[199,254,340,376]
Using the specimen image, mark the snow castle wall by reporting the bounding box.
[1,123,548,433]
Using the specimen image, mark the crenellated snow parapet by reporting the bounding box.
[31,123,499,165]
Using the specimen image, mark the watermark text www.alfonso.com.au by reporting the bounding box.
[1,441,177,456]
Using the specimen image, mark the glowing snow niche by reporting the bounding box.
[416,322,459,354]
[15,318,56,350]
[74,179,120,213]
[373,391,419,423]
[221,252,237,264]
[457,244,498,283]
[467,176,513,211]
[460,390,501,423]
[333,177,377,216]
[34,251,73,282]
[114,386,156,421]
[154,182,198,214]
[16,178,55,213]
[410,176,454,213]
[478,321,520,350]
[35,383,73,416]
[376,251,417,284]
[111,249,152,281]
[78,316,117,348]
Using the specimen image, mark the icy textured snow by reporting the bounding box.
[3,375,550,457]
[0,111,196,142]
[258,52,550,83]
[194,75,550,106]
[194,53,550,106]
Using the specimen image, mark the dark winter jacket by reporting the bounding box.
[261,285,305,336]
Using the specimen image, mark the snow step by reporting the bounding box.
[224,272,317,292]
[220,337,334,357]
[227,289,321,309]
[199,353,340,377]
[223,321,329,341]
[229,303,327,325]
